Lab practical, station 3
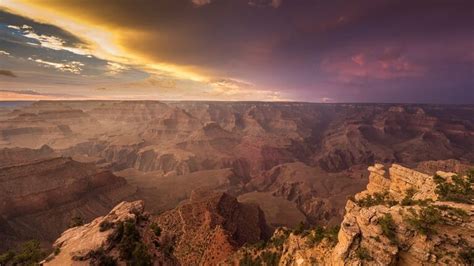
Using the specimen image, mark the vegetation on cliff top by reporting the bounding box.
[0,240,46,265]
[433,170,474,204]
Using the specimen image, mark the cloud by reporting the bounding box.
[191,0,212,7]
[321,97,333,103]
[271,0,282,8]
[248,0,282,8]
[0,70,17,77]
[207,77,287,100]
[351,53,366,66]
[322,49,425,81]
[0,89,40,95]
[7,25,21,30]
[210,78,254,90]
[106,62,129,75]
[28,57,84,74]
[0,90,85,100]
[8,23,91,56]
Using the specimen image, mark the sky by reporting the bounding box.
[0,0,473,103]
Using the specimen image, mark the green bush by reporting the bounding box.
[99,220,114,232]
[434,205,469,221]
[400,188,431,206]
[378,213,397,244]
[400,188,416,206]
[88,247,116,266]
[69,215,84,228]
[306,225,340,247]
[306,226,325,246]
[0,240,47,265]
[268,229,290,248]
[405,206,441,236]
[355,192,397,207]
[162,241,174,257]
[260,251,280,266]
[239,252,262,266]
[433,172,473,204]
[105,219,153,265]
[293,221,306,235]
[459,247,474,265]
[117,220,141,259]
[325,225,340,246]
[131,242,152,266]
[150,222,162,237]
[355,247,372,261]
[0,251,14,265]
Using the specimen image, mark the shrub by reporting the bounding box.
[433,173,473,204]
[325,225,340,246]
[0,240,47,265]
[99,220,114,232]
[293,221,306,235]
[355,247,372,261]
[378,213,397,244]
[162,242,174,257]
[355,192,397,207]
[130,242,152,266]
[306,226,325,246]
[400,188,431,206]
[69,215,84,228]
[239,252,262,266]
[117,220,141,260]
[107,219,153,265]
[249,240,266,250]
[306,225,340,247]
[268,229,290,248]
[434,205,469,221]
[260,251,280,266]
[405,206,441,236]
[400,188,416,206]
[459,247,474,265]
[88,247,116,266]
[150,222,162,237]
[0,251,14,265]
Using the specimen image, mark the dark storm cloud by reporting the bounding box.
[0,9,86,48]
[1,0,473,103]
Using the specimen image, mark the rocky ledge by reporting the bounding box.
[229,163,473,265]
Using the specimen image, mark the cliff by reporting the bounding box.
[230,163,473,265]
[44,192,271,265]
[0,157,136,250]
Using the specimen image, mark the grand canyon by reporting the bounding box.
[1,0,473,265]
[0,101,472,265]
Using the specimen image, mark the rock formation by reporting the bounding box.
[44,192,271,265]
[229,163,473,265]
[0,157,136,250]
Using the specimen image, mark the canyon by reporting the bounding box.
[0,101,472,265]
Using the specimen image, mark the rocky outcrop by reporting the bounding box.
[43,201,148,265]
[231,163,473,265]
[153,191,272,265]
[44,193,272,265]
[0,145,56,167]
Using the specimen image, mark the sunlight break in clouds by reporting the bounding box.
[28,57,84,74]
